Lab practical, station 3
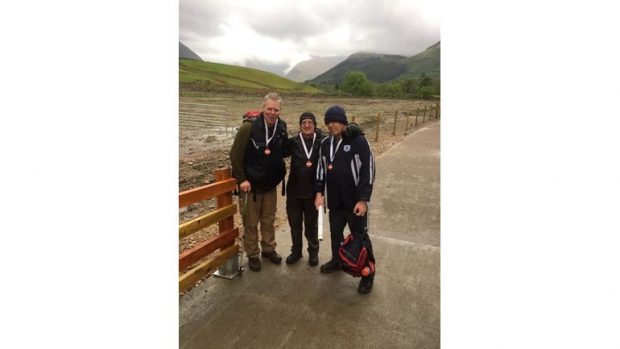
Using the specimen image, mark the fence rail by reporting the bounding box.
[347,100,440,142]
[178,168,239,293]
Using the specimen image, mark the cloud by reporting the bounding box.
[179,0,439,75]
[179,0,229,41]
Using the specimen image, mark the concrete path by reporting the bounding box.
[179,121,440,349]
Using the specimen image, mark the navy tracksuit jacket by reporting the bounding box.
[315,125,376,261]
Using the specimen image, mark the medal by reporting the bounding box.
[327,164,333,170]
[299,132,316,169]
[263,117,278,155]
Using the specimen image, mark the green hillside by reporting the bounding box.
[309,53,409,85]
[400,41,440,79]
[179,59,322,94]
[308,42,440,86]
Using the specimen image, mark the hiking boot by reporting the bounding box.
[286,252,302,265]
[309,253,319,267]
[261,250,282,264]
[358,273,375,294]
[248,257,261,272]
[320,259,341,273]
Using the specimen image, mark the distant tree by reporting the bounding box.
[360,81,374,96]
[400,78,417,96]
[432,79,440,95]
[376,82,402,97]
[342,71,374,96]
[419,73,432,87]
[387,83,403,97]
[375,83,387,96]
[418,85,432,99]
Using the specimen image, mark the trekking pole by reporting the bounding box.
[318,205,324,242]
[241,190,249,274]
[242,191,248,227]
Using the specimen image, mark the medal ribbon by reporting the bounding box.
[299,132,316,160]
[329,136,343,163]
[264,118,279,148]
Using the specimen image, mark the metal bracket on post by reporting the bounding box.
[213,252,244,279]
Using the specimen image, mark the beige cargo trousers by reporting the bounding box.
[240,187,278,258]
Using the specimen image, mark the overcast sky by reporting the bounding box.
[180,0,440,74]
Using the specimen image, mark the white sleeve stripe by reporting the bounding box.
[351,159,359,186]
[353,154,362,186]
[365,138,375,184]
[354,154,362,174]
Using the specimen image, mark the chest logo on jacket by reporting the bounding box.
[344,145,351,152]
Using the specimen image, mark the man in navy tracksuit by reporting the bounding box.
[314,105,376,294]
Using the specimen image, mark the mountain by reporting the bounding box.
[244,59,289,77]
[308,41,440,85]
[309,53,409,85]
[179,42,202,61]
[179,59,322,94]
[286,56,347,82]
[402,41,440,78]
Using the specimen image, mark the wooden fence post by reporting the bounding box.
[436,101,440,119]
[392,111,398,136]
[405,114,410,132]
[415,110,419,128]
[375,112,381,142]
[423,105,427,124]
[215,168,234,233]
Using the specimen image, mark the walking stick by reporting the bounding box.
[241,191,248,227]
[318,205,324,242]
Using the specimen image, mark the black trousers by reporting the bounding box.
[286,196,319,255]
[328,209,375,263]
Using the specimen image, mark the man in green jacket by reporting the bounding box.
[229,92,288,272]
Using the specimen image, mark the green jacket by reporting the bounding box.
[229,121,252,184]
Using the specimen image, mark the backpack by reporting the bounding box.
[338,234,375,277]
[242,110,261,122]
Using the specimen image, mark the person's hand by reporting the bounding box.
[314,193,324,211]
[353,201,367,216]
[240,180,251,193]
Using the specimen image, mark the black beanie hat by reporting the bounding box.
[324,105,347,124]
[325,105,347,125]
[299,112,316,125]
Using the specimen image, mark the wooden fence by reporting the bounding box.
[179,168,239,293]
[349,100,440,142]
